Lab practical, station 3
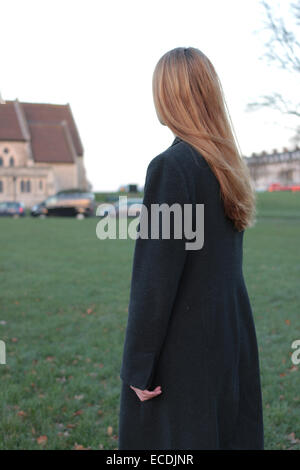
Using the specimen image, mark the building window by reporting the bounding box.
[3,148,9,154]
[20,180,31,193]
[0,157,3,167]
[39,180,43,190]
[9,156,14,167]
[0,180,3,193]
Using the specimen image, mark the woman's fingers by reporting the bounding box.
[140,390,162,401]
[142,385,161,393]
[143,386,161,394]
[130,385,162,401]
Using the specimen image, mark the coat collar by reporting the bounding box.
[171,135,182,147]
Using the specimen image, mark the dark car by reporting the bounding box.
[100,197,143,218]
[0,202,26,217]
[31,192,95,218]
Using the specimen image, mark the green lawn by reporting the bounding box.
[0,192,299,450]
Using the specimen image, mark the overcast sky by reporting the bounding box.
[1,0,297,191]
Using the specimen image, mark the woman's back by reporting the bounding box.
[170,136,245,282]
[119,136,264,450]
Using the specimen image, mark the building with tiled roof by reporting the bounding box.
[0,98,90,207]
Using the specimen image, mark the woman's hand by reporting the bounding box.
[130,385,162,402]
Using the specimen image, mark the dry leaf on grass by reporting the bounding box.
[287,432,300,444]
[74,443,90,450]
[74,394,84,400]
[36,435,48,445]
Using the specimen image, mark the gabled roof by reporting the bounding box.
[0,99,83,164]
[21,101,83,155]
[28,121,76,164]
[0,101,29,141]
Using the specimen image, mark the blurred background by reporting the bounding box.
[0,0,299,450]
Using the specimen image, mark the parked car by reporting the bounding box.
[31,192,95,217]
[101,197,143,218]
[0,202,26,217]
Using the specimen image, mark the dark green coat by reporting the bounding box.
[118,136,264,450]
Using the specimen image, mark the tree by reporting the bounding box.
[247,0,300,143]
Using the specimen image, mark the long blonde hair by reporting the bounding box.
[152,47,255,231]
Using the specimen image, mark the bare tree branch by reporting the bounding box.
[260,0,300,73]
[247,92,300,118]
[291,1,300,23]
[247,1,300,141]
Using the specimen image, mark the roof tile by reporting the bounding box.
[21,102,83,155]
[0,101,28,141]
[29,121,76,163]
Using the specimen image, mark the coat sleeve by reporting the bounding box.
[119,153,190,390]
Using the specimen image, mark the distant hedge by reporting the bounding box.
[94,192,143,203]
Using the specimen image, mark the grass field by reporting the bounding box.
[0,191,299,450]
